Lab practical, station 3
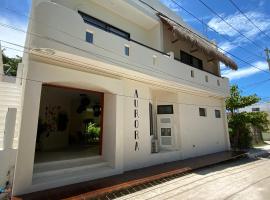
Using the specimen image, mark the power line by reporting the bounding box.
[0,2,267,75]
[2,2,266,72]
[228,0,270,41]
[2,42,268,101]
[3,43,269,102]
[169,0,265,60]
[138,0,270,75]
[241,78,270,89]
[1,46,229,108]
[1,1,270,87]
[197,0,265,50]
[1,40,228,96]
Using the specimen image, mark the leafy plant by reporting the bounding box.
[2,50,22,76]
[226,85,270,149]
[86,122,100,142]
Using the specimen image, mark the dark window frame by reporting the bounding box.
[215,109,221,118]
[199,107,207,117]
[180,50,203,70]
[149,103,154,136]
[252,108,260,112]
[191,70,194,78]
[78,11,130,40]
[157,105,174,114]
[86,31,93,44]
[125,46,130,56]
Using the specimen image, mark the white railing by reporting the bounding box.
[30,2,230,97]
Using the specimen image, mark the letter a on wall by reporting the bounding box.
[135,141,139,151]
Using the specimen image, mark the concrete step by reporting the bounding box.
[0,105,21,110]
[0,97,21,103]
[31,165,118,194]
[0,99,21,104]
[0,90,22,96]
[31,156,117,193]
[0,82,21,87]
[34,156,103,174]
[33,156,108,179]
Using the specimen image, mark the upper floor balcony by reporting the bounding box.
[28,1,232,97]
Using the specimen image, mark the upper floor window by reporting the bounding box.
[86,31,93,44]
[199,108,207,117]
[78,11,130,40]
[215,110,221,118]
[157,105,174,114]
[180,50,203,70]
[252,108,260,112]
[124,45,130,56]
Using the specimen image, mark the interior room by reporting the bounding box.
[34,85,103,163]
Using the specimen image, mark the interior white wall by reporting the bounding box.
[38,87,71,150]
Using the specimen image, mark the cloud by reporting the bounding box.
[208,11,270,39]
[219,41,237,53]
[259,0,265,7]
[160,0,182,13]
[222,61,269,80]
[220,63,227,71]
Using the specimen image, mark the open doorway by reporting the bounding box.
[34,84,104,163]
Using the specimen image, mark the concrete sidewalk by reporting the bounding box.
[247,141,270,158]
[117,153,270,200]
[14,151,245,200]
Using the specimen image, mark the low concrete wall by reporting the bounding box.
[0,109,17,198]
[263,132,270,141]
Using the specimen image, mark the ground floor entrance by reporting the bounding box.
[34,85,104,163]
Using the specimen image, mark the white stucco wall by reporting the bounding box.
[13,58,230,195]
[122,80,229,171]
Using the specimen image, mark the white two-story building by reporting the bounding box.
[13,0,237,195]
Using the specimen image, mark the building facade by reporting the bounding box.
[240,102,270,141]
[13,0,237,195]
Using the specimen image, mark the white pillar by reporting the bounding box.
[222,100,231,150]
[12,80,42,195]
[102,93,124,171]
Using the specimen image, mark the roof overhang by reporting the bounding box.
[158,14,238,70]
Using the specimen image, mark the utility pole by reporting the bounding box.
[265,48,270,71]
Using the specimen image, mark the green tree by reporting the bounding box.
[2,49,22,76]
[226,85,270,149]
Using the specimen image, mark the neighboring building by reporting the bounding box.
[12,0,237,195]
[240,102,270,141]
